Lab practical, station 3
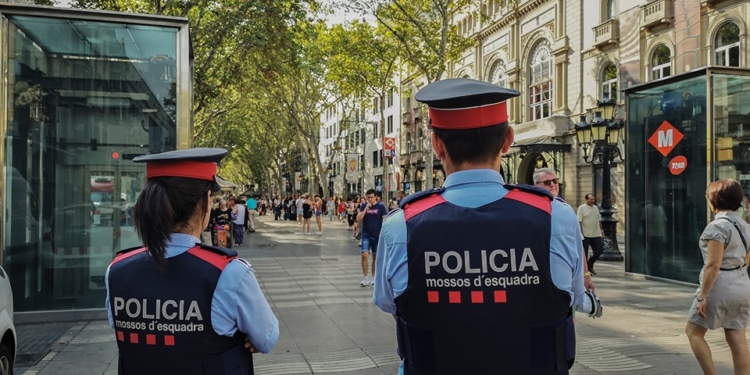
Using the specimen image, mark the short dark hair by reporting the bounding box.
[133,177,212,270]
[365,189,376,196]
[707,179,744,211]
[585,193,594,200]
[432,123,509,165]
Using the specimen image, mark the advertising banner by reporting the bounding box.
[294,172,301,191]
[383,137,397,157]
[346,154,359,183]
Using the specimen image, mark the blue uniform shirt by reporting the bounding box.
[373,170,587,374]
[105,233,279,353]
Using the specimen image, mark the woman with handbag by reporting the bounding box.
[686,179,750,375]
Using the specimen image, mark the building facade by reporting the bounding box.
[400,0,606,217]
[0,3,192,313]
[319,86,402,201]
[394,0,750,282]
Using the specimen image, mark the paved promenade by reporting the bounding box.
[13,214,742,374]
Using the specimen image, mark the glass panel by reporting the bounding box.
[729,45,740,67]
[716,50,726,66]
[626,76,707,283]
[713,74,750,224]
[6,15,179,311]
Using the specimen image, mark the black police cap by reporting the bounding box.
[133,148,228,191]
[415,78,520,130]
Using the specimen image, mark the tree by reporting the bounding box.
[320,20,400,197]
[341,0,479,189]
[70,0,315,145]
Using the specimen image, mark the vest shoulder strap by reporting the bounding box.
[187,244,238,271]
[111,246,146,266]
[400,188,448,222]
[398,188,444,209]
[503,184,553,215]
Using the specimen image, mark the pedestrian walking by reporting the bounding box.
[314,195,324,235]
[105,148,278,375]
[577,193,604,275]
[230,197,246,246]
[533,168,595,292]
[246,195,257,232]
[686,179,750,375]
[373,79,600,374]
[327,196,336,221]
[301,194,313,235]
[357,189,387,286]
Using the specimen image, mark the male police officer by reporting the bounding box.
[373,79,597,374]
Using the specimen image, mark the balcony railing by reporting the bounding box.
[641,0,672,31]
[593,19,619,48]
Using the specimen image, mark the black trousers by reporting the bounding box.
[583,237,604,271]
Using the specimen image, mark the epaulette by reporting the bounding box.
[115,245,145,256]
[504,183,553,200]
[196,243,238,258]
[399,188,445,209]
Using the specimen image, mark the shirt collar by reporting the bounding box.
[443,169,505,189]
[165,233,201,258]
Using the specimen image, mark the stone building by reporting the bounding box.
[398,0,747,235]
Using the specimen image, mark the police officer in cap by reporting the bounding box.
[373,79,599,374]
[105,148,278,375]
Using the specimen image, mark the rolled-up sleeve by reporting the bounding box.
[212,259,279,354]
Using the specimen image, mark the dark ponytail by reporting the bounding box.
[132,177,213,269]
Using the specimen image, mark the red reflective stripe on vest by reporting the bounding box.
[503,189,551,214]
[404,194,447,221]
[186,246,236,271]
[111,247,147,266]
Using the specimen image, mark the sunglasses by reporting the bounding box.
[536,178,559,186]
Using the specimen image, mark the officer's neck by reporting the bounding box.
[443,156,502,176]
[174,219,205,240]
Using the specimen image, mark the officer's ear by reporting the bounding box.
[432,132,447,160]
[500,125,515,154]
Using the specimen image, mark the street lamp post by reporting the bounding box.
[575,97,625,261]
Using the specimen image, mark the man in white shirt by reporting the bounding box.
[577,193,604,275]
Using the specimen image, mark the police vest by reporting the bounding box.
[108,244,254,375]
[395,185,573,375]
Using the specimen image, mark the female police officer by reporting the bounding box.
[105,148,278,375]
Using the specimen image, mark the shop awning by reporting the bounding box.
[507,135,570,154]
[215,175,238,189]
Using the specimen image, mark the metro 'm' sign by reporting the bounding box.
[648,120,684,157]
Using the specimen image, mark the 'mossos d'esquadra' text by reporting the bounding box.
[424,248,540,288]
[113,298,205,333]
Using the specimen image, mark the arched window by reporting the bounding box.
[489,60,507,88]
[606,0,616,20]
[601,63,618,101]
[529,41,553,121]
[651,44,671,80]
[715,22,740,67]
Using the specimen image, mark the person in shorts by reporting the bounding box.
[356,189,387,286]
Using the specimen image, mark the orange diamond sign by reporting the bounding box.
[648,120,684,157]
